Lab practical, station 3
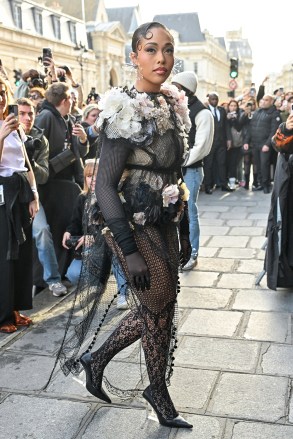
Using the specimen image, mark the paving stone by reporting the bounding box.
[207,236,249,248]
[199,205,230,212]
[6,323,66,354]
[178,287,232,309]
[195,258,235,272]
[0,394,91,438]
[220,212,248,219]
[218,248,256,259]
[231,421,293,438]
[180,271,219,287]
[227,219,253,227]
[201,211,220,219]
[247,206,270,214]
[233,290,293,312]
[199,248,218,257]
[179,309,243,337]
[200,218,224,226]
[289,390,293,423]
[256,219,268,227]
[218,273,256,289]
[82,406,171,439]
[229,227,264,236]
[174,414,223,438]
[209,373,288,422]
[236,259,264,273]
[170,367,218,410]
[248,236,267,249]
[176,337,259,372]
[199,235,211,246]
[261,345,293,376]
[247,213,269,219]
[200,226,230,236]
[244,312,290,343]
[0,353,55,390]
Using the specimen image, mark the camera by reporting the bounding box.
[65,235,82,259]
[58,65,70,83]
[30,75,45,88]
[65,236,81,249]
[42,48,52,66]
[8,104,18,120]
[25,136,42,162]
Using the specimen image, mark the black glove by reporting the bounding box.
[125,251,150,292]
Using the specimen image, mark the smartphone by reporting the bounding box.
[8,104,18,120]
[42,47,52,66]
[291,103,293,114]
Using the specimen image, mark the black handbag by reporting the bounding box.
[49,148,76,174]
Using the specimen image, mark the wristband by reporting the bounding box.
[30,186,37,193]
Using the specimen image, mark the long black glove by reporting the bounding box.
[125,251,151,292]
[179,201,191,266]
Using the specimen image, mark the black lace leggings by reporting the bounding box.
[91,301,177,418]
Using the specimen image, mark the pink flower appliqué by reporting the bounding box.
[162,184,179,207]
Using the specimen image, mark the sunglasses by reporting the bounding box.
[29,94,41,100]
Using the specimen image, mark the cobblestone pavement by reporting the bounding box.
[1,187,293,439]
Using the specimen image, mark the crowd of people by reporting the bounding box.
[0,19,292,430]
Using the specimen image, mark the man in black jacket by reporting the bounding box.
[243,94,281,193]
[35,83,88,293]
[203,92,233,193]
[35,82,88,187]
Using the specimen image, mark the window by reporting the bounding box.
[33,8,43,35]
[194,62,198,74]
[68,22,77,45]
[9,0,22,29]
[51,15,61,39]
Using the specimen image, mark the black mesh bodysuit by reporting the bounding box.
[56,89,188,420]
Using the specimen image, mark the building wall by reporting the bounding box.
[0,0,257,103]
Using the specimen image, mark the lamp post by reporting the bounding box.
[74,42,88,85]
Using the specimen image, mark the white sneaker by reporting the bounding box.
[117,294,128,310]
[49,282,67,297]
[182,256,198,271]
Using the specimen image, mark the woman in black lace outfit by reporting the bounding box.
[58,22,192,429]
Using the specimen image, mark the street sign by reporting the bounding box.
[229,79,238,90]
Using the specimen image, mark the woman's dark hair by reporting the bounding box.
[132,21,174,53]
[228,99,240,111]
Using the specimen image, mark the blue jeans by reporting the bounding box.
[32,203,61,285]
[65,258,81,285]
[65,253,128,289]
[112,257,128,297]
[184,167,204,257]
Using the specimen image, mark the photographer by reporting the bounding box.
[17,97,67,297]
[62,160,98,285]
[14,69,46,100]
[226,99,244,189]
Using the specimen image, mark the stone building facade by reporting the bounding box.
[0,0,257,102]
